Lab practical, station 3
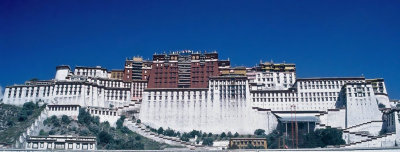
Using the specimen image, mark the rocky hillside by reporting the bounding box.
[40,109,177,150]
[0,102,45,145]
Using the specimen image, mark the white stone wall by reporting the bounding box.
[345,84,382,128]
[252,71,295,90]
[87,107,120,127]
[47,105,80,120]
[55,68,70,81]
[131,81,147,101]
[320,109,346,129]
[250,78,366,112]
[3,79,131,108]
[139,78,274,134]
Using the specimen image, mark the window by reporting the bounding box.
[83,144,88,150]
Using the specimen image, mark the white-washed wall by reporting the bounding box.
[139,82,274,134]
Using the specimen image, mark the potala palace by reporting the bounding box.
[2,50,400,148]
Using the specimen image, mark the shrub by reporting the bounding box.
[300,128,345,148]
[18,111,28,121]
[92,116,100,125]
[202,132,207,138]
[48,130,56,135]
[88,124,100,134]
[116,116,126,129]
[202,137,214,146]
[39,129,48,136]
[163,128,175,137]
[157,127,164,134]
[135,136,141,141]
[378,103,386,109]
[6,119,15,126]
[136,119,141,123]
[180,132,189,142]
[79,129,90,136]
[78,108,92,125]
[189,130,201,138]
[61,115,71,124]
[121,126,132,134]
[22,101,36,112]
[50,115,60,127]
[98,131,113,144]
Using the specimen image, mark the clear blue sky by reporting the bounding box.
[0,0,399,99]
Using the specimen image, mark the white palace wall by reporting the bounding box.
[139,77,275,134]
[139,90,273,134]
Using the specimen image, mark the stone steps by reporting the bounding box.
[124,120,201,150]
[341,132,395,148]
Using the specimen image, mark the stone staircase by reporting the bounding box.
[342,120,383,133]
[14,109,49,149]
[340,132,396,148]
[315,110,343,130]
[338,119,393,148]
[124,119,204,150]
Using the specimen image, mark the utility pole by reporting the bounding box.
[295,105,298,149]
[267,112,270,132]
[290,104,298,149]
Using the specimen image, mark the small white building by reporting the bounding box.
[25,135,96,150]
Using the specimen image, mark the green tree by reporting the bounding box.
[299,128,345,148]
[61,115,71,124]
[301,131,325,148]
[202,137,214,146]
[202,132,208,138]
[254,129,266,136]
[157,127,164,134]
[220,132,226,139]
[79,129,90,136]
[266,129,281,149]
[39,129,48,136]
[48,129,56,135]
[189,130,201,138]
[6,119,15,126]
[17,112,28,121]
[116,115,126,129]
[163,128,175,136]
[78,108,92,125]
[317,128,346,146]
[180,132,189,142]
[98,131,113,144]
[50,115,60,127]
[227,131,233,138]
[234,132,239,137]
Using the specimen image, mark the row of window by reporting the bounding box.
[253,97,338,102]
